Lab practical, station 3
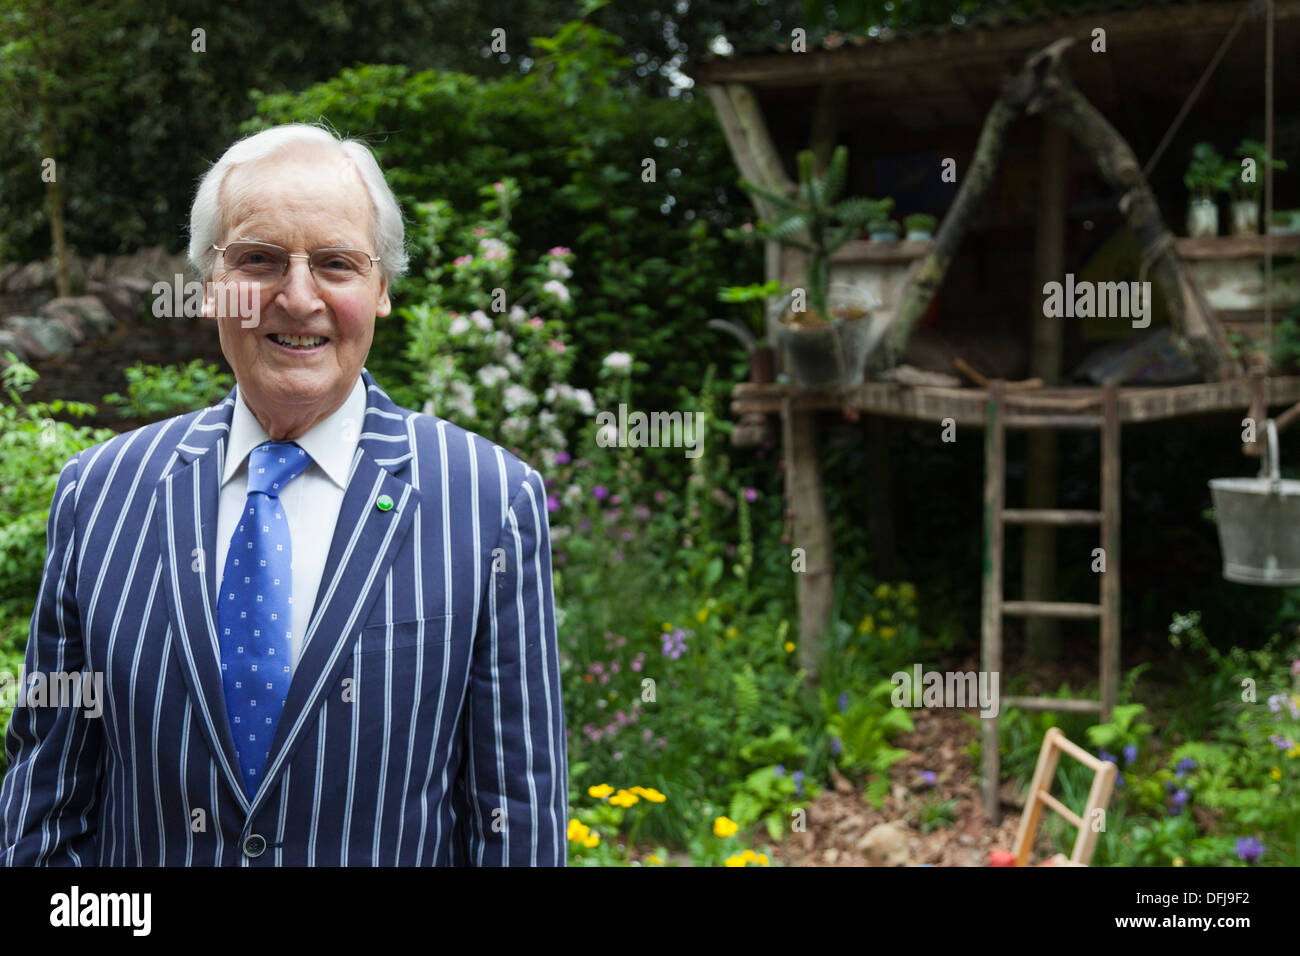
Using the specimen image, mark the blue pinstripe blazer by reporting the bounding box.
[1,368,568,866]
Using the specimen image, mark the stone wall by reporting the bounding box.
[0,249,230,430]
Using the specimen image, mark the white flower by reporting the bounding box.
[501,416,530,440]
[492,330,513,358]
[448,315,471,336]
[572,388,595,416]
[477,365,510,389]
[542,279,570,303]
[602,351,632,372]
[503,384,537,412]
[470,309,493,332]
[563,483,584,507]
[537,409,557,429]
[547,259,573,279]
[503,351,523,373]
[508,304,527,326]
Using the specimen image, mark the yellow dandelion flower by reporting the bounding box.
[713,816,739,838]
[725,626,739,639]
[857,615,874,635]
[783,641,795,653]
[724,855,745,867]
[697,606,709,623]
[640,787,667,802]
[1173,857,1184,867]
[582,833,599,848]
[1288,745,1300,760]
[880,626,898,640]
[662,622,673,632]
[588,783,614,799]
[874,583,890,599]
[567,818,590,842]
[740,849,757,863]
[647,854,663,864]
[610,789,640,807]
[757,853,770,866]
[1269,766,1282,781]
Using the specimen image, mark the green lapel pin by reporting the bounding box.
[376,494,394,512]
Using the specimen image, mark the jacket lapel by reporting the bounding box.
[251,370,421,814]
[155,393,250,811]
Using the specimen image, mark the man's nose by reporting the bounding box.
[274,257,324,314]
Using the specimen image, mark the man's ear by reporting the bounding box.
[375,276,391,318]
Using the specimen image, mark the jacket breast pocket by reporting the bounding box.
[356,614,456,656]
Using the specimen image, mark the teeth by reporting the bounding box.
[271,334,326,348]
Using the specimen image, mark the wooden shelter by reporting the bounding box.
[693,0,1300,821]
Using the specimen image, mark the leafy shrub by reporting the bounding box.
[101,359,234,421]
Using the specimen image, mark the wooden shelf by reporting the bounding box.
[731,377,1300,426]
[1174,235,1300,260]
[831,238,934,264]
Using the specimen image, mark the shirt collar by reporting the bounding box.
[223,376,366,490]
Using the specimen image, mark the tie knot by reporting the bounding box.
[246,442,311,497]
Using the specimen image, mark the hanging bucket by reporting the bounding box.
[1209,420,1300,585]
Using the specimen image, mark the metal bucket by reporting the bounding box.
[1209,420,1300,585]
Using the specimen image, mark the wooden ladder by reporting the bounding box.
[980,382,1122,824]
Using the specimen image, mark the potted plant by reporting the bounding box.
[869,217,901,242]
[739,146,892,388]
[711,280,783,383]
[1270,210,1300,235]
[1183,142,1234,238]
[904,213,937,241]
[1229,140,1288,236]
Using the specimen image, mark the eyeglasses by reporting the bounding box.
[211,239,381,286]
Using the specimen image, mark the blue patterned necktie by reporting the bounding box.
[218,441,311,799]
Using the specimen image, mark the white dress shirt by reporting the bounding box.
[215,376,366,672]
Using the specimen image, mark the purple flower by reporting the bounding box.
[546,495,560,512]
[830,737,842,756]
[1236,836,1264,864]
[774,765,785,776]
[1098,749,1118,766]
[660,627,688,660]
[634,504,651,521]
[653,490,667,504]
[1175,757,1197,778]
[593,485,609,500]
[1270,734,1295,751]
[919,770,938,787]
[1122,744,1138,766]
[555,451,571,465]
[744,487,758,503]
[793,770,805,796]
[838,692,849,713]
[1170,788,1190,815]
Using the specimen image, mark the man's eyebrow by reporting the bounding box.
[239,235,362,249]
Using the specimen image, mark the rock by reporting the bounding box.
[0,330,30,365]
[85,279,144,325]
[5,260,56,293]
[856,821,909,866]
[0,262,19,289]
[40,296,116,340]
[112,276,156,297]
[2,315,76,359]
[822,847,840,864]
[87,254,109,282]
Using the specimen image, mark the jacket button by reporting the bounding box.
[243,834,267,858]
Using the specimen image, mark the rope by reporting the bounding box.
[1141,2,1257,179]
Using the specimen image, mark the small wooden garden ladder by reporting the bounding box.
[979,381,1122,824]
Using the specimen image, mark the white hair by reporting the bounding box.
[188,123,408,281]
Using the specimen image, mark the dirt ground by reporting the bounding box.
[772,706,1027,867]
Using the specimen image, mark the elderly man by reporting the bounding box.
[1,124,567,866]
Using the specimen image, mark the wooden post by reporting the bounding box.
[1024,118,1068,662]
[981,381,1006,824]
[1100,383,1121,722]
[783,398,834,678]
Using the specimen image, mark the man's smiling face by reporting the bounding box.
[206,143,390,440]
